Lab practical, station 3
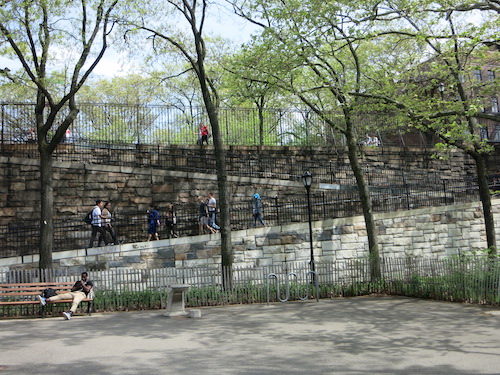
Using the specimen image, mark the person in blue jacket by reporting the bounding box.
[252,193,265,227]
[147,204,161,241]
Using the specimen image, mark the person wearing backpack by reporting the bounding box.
[89,200,108,248]
[147,204,160,241]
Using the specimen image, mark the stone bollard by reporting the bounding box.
[188,309,202,318]
[164,284,191,317]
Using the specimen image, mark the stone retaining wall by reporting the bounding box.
[0,145,477,225]
[2,199,498,272]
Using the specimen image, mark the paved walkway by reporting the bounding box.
[1,296,500,375]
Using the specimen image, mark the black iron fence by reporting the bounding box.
[0,141,472,188]
[0,178,479,258]
[1,102,445,148]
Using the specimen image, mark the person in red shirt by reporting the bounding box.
[199,123,209,145]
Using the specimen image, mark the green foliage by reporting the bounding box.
[93,289,165,312]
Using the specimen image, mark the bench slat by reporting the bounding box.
[0,282,74,287]
[0,298,92,305]
[0,287,72,292]
[0,291,75,297]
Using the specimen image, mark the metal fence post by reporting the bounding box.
[274,196,279,226]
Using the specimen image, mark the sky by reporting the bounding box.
[95,9,257,77]
[0,3,259,80]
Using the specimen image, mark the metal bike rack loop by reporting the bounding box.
[266,271,319,305]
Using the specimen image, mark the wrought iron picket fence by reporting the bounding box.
[0,102,437,147]
[0,178,478,258]
[0,140,473,188]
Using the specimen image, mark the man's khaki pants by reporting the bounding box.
[47,291,86,313]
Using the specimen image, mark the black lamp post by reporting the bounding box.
[302,171,315,273]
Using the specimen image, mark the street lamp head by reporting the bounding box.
[302,171,312,188]
[438,82,445,92]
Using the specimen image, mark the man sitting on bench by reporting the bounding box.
[38,272,94,320]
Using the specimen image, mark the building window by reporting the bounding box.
[493,125,500,142]
[474,69,482,81]
[487,70,496,81]
[492,97,499,113]
[480,127,489,140]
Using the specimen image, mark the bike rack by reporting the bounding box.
[266,271,319,305]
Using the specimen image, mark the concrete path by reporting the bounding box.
[1,296,500,375]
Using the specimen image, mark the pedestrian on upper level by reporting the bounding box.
[165,203,178,239]
[252,193,265,227]
[198,196,216,235]
[147,204,160,241]
[100,201,119,245]
[197,123,210,146]
[89,199,108,248]
[207,192,220,231]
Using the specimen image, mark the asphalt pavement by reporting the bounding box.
[1,296,500,375]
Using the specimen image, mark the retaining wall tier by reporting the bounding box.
[1,199,498,273]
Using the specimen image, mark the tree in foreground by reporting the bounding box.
[122,0,234,282]
[233,0,382,278]
[352,0,499,253]
[0,0,118,268]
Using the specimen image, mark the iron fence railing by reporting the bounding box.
[1,257,500,317]
[0,179,479,258]
[0,141,473,187]
[1,102,445,147]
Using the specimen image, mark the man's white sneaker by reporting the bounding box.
[62,311,72,320]
[37,295,47,306]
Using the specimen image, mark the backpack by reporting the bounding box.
[83,210,93,224]
[42,288,57,298]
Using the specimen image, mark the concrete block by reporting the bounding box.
[189,309,202,318]
[0,257,22,266]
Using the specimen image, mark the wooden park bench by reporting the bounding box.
[0,281,94,318]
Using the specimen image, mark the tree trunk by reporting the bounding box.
[39,148,54,269]
[206,106,233,287]
[198,78,233,287]
[471,152,497,254]
[258,103,264,146]
[345,114,381,279]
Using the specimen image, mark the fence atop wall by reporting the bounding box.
[0,102,445,148]
[0,141,474,186]
[0,177,479,258]
[1,257,499,317]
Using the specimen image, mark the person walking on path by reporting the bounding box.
[198,196,216,235]
[89,200,108,248]
[37,272,94,320]
[147,204,161,241]
[207,192,220,231]
[165,203,178,239]
[100,201,119,245]
[198,123,210,145]
[252,193,265,227]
